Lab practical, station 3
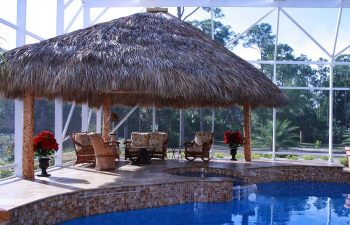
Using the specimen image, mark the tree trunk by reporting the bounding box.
[102,96,111,142]
[23,92,35,180]
[243,103,252,162]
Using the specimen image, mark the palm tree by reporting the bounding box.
[341,131,350,145]
[254,119,299,150]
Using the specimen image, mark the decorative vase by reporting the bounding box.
[230,148,237,161]
[38,157,51,177]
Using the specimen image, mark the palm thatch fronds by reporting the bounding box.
[0,12,287,109]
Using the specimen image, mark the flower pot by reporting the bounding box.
[230,148,238,161]
[38,157,51,177]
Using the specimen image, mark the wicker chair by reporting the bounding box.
[125,132,168,160]
[88,133,120,171]
[184,132,214,162]
[71,132,96,165]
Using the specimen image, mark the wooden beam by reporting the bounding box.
[243,103,252,162]
[102,95,111,142]
[22,92,35,180]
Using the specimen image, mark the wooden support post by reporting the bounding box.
[22,92,35,180]
[243,103,252,162]
[102,96,111,143]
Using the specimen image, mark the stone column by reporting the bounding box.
[22,92,35,180]
[102,95,111,143]
[243,103,252,162]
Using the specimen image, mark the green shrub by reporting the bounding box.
[213,152,225,158]
[286,155,299,160]
[314,140,321,150]
[261,154,272,159]
[319,156,329,160]
[252,153,261,159]
[0,169,14,179]
[236,153,243,159]
[303,155,316,160]
[339,157,349,167]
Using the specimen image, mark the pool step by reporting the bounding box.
[233,184,258,200]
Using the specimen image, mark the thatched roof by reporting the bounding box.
[0,12,287,109]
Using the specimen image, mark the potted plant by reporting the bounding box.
[224,131,244,161]
[33,131,59,177]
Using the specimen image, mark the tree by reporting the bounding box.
[189,19,234,46]
[242,23,275,60]
[254,119,299,149]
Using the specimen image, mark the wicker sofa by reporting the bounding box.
[184,131,214,162]
[125,132,168,160]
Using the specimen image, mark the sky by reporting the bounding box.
[0,0,350,62]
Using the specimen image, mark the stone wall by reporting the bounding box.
[243,166,350,184]
[8,181,232,225]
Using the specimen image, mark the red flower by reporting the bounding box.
[33,131,59,158]
[223,130,244,149]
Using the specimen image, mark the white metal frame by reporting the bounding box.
[2,0,350,175]
[83,0,350,8]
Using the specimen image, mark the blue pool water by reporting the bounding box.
[60,182,350,225]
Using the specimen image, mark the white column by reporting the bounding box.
[56,0,64,34]
[14,0,26,178]
[96,108,102,133]
[81,1,90,133]
[54,0,64,167]
[81,104,89,132]
[152,107,156,132]
[14,100,23,177]
[328,8,342,164]
[272,8,280,160]
[83,1,90,28]
[54,99,63,166]
[328,65,334,163]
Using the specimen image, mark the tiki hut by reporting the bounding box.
[0,11,287,179]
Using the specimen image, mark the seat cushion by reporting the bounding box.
[195,132,213,146]
[149,132,167,146]
[73,133,91,152]
[131,132,149,146]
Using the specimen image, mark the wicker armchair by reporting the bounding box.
[184,132,214,162]
[88,133,120,171]
[125,132,168,160]
[71,133,95,165]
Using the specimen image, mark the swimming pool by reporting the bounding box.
[60,181,350,225]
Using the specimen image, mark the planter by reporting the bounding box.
[38,157,51,177]
[346,147,350,168]
[230,148,238,161]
